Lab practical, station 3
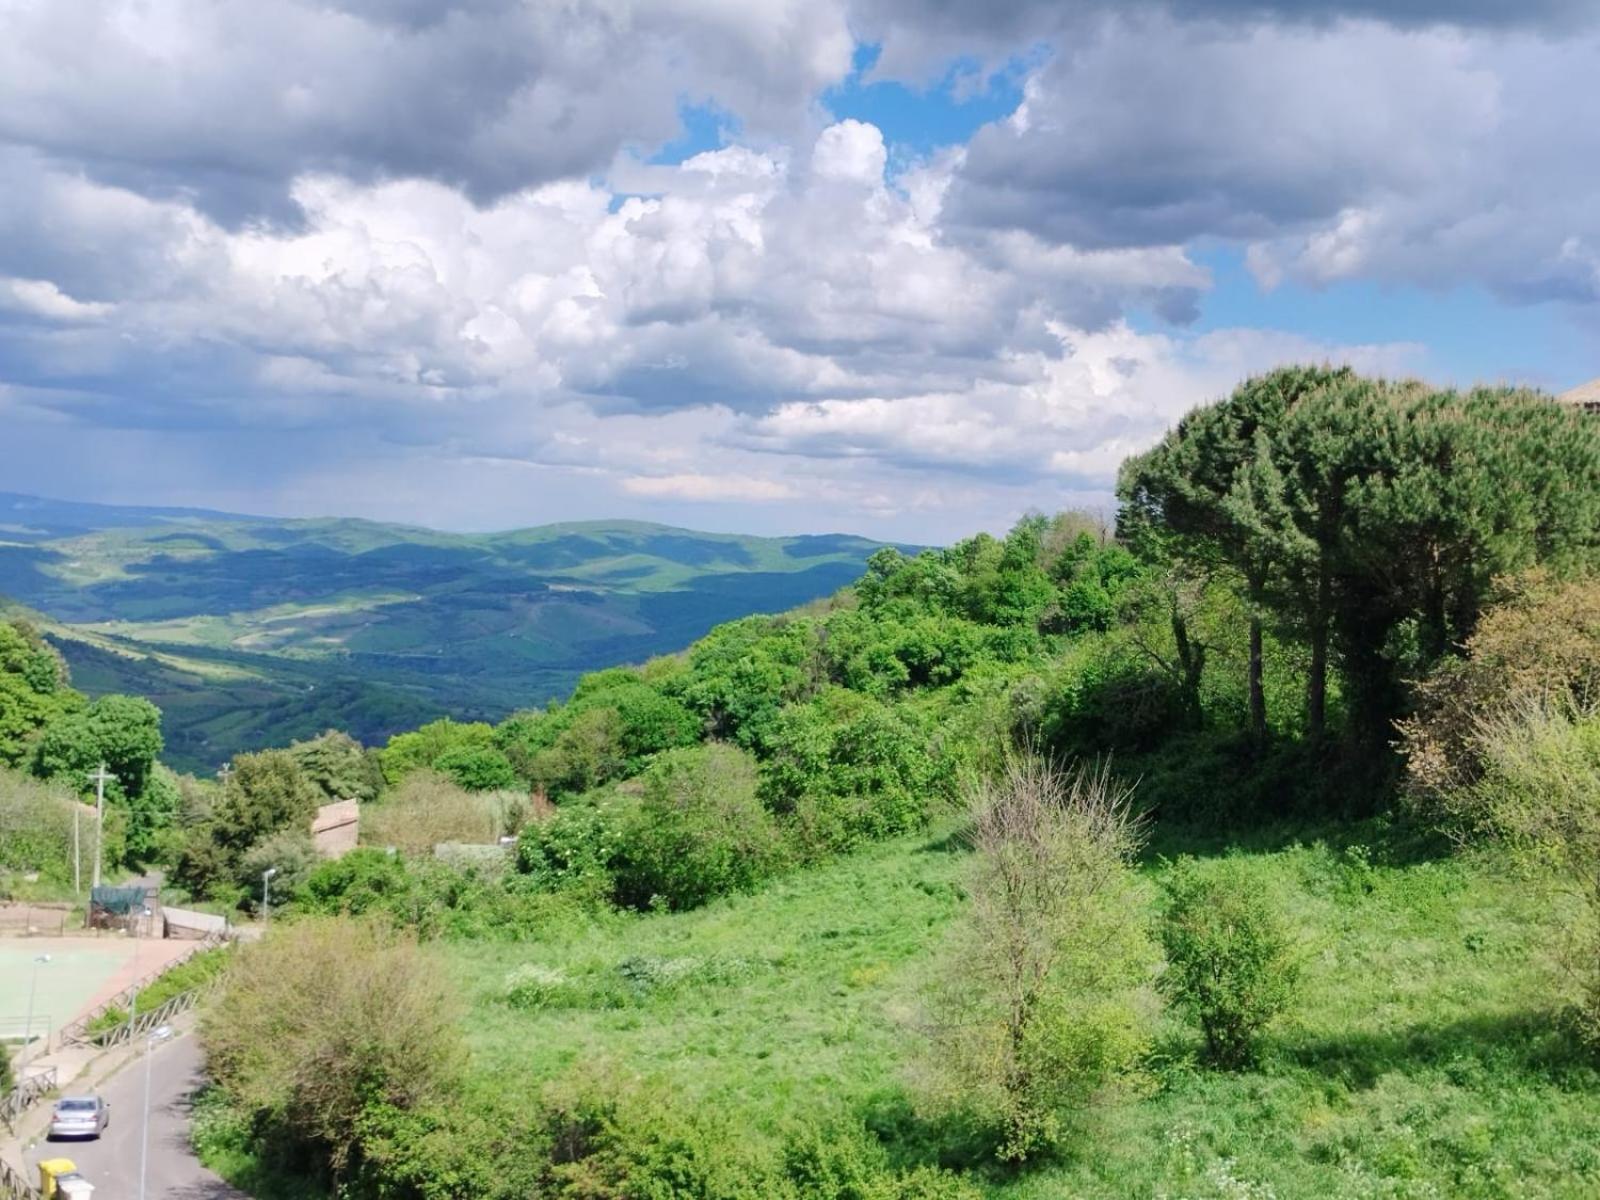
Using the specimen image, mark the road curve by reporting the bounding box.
[25,1032,246,1200]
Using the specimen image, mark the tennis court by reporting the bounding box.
[0,937,193,1046]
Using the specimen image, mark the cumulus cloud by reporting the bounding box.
[0,0,854,219]
[939,15,1600,308]
[0,0,1595,541]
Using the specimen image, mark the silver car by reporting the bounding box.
[48,1096,109,1140]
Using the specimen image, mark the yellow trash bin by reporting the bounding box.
[38,1157,77,1195]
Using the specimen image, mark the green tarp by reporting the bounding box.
[90,885,147,915]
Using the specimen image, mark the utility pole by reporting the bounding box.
[73,803,81,895]
[87,763,113,890]
[217,762,233,785]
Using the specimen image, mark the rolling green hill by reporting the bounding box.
[0,493,906,773]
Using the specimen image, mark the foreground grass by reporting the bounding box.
[440,821,1600,1199]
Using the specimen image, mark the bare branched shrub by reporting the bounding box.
[202,915,465,1179]
[923,757,1154,1161]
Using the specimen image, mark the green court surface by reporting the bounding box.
[0,938,135,1044]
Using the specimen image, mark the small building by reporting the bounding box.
[310,799,360,858]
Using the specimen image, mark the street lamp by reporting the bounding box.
[129,905,154,1035]
[262,867,278,922]
[138,1024,174,1200]
[22,954,50,1057]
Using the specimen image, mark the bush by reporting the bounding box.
[923,758,1154,1162]
[0,768,115,884]
[201,916,466,1182]
[760,690,944,858]
[364,770,507,856]
[611,744,785,911]
[1459,698,1600,1045]
[1158,858,1301,1068]
[538,1066,778,1199]
[781,1122,982,1199]
[1401,571,1600,832]
[517,800,623,893]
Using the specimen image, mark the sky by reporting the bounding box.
[0,1,1597,543]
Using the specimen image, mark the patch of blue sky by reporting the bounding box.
[648,101,739,166]
[1131,244,1597,393]
[825,43,1030,162]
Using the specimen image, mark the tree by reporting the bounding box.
[32,692,167,860]
[33,692,164,798]
[923,758,1153,1161]
[1119,368,1347,742]
[0,619,82,768]
[289,729,384,804]
[175,748,325,897]
[1122,368,1600,749]
[380,719,498,787]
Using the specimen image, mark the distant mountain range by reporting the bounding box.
[0,492,908,773]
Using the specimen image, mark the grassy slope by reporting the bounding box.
[443,822,1600,1199]
[0,495,903,772]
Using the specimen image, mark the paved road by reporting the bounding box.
[25,1033,245,1200]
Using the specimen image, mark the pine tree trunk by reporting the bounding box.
[1308,564,1331,741]
[1247,570,1267,744]
[1249,615,1267,744]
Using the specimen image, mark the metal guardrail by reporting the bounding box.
[90,989,199,1052]
[0,1065,58,1134]
[58,932,227,1047]
[0,1154,41,1200]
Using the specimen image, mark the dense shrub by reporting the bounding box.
[611,744,785,911]
[1457,699,1600,1045]
[202,916,466,1183]
[433,743,521,792]
[668,615,823,748]
[0,768,116,884]
[517,799,624,893]
[1159,858,1301,1068]
[238,829,320,914]
[781,1123,982,1200]
[1401,571,1600,830]
[364,770,511,856]
[524,707,629,799]
[760,689,944,858]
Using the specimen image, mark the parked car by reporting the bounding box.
[47,1096,109,1140]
